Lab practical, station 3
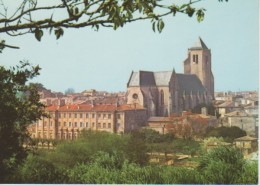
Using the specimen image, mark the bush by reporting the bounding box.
[198,146,245,184]
[205,126,246,142]
[15,154,61,183]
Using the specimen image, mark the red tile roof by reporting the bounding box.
[46,104,145,112]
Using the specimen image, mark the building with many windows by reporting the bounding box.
[28,103,147,140]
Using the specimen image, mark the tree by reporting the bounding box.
[0,61,45,182]
[198,146,245,184]
[31,83,47,91]
[64,87,75,95]
[205,126,246,142]
[0,0,228,52]
[14,154,61,183]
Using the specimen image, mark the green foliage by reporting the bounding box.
[14,154,61,183]
[136,129,175,143]
[162,166,202,184]
[11,130,258,184]
[198,146,245,184]
[202,136,225,150]
[0,0,229,51]
[171,139,201,155]
[0,62,45,182]
[205,126,246,142]
[238,161,258,184]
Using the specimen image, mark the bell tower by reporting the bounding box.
[184,37,214,98]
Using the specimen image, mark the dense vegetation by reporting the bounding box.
[204,126,246,142]
[0,62,45,182]
[4,130,258,184]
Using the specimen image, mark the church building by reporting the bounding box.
[126,37,214,117]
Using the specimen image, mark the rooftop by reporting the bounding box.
[46,103,145,112]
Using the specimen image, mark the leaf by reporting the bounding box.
[159,19,164,33]
[186,6,195,17]
[196,9,205,22]
[152,22,156,32]
[35,29,43,42]
[54,28,64,40]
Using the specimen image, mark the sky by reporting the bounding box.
[0,0,259,93]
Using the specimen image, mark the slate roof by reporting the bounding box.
[154,71,173,86]
[139,71,156,86]
[128,71,206,94]
[189,37,208,50]
[128,71,173,87]
[176,73,206,94]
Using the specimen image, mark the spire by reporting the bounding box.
[190,37,208,50]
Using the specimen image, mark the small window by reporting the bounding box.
[58,122,61,127]
[132,93,138,99]
[103,123,106,128]
[86,113,89,118]
[69,113,71,118]
[92,122,95,127]
[108,123,111,128]
[103,114,106,118]
[74,113,77,118]
[98,114,101,118]
[92,114,95,118]
[74,122,77,127]
[69,122,71,127]
[108,114,111,119]
[79,113,83,118]
[58,113,61,118]
[117,114,121,119]
[86,122,89,127]
[98,123,101,128]
[64,122,66,127]
[193,54,199,64]
[63,113,66,118]
[80,122,83,127]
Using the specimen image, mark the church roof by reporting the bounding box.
[190,37,208,50]
[176,74,206,94]
[128,71,173,87]
[128,71,156,86]
[154,71,173,86]
[128,71,206,94]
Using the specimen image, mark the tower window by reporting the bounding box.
[193,54,198,64]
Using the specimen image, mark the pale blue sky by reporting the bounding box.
[0,0,259,93]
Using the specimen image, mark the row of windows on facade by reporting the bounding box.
[39,121,116,129]
[50,112,121,119]
[36,132,79,140]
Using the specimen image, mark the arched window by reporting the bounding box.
[160,90,164,105]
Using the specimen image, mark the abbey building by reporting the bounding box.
[126,37,214,117]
